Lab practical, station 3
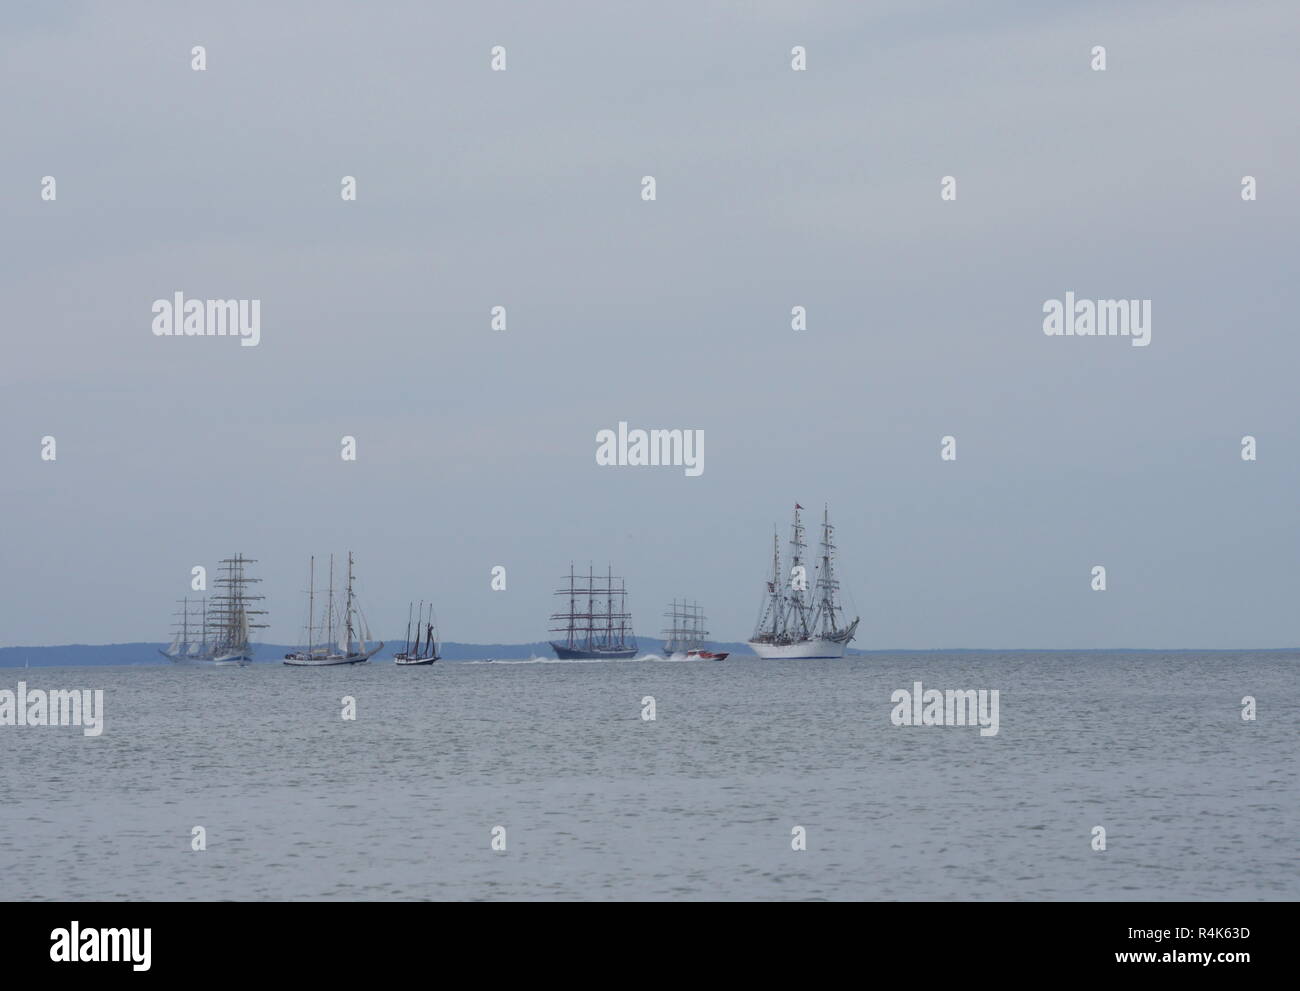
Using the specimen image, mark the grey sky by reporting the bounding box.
[2,1,1298,649]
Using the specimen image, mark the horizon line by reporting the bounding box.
[3,641,1299,654]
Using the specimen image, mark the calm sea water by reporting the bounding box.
[2,652,1296,901]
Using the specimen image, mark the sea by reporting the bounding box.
[1,652,1296,900]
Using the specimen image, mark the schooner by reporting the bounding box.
[284,552,383,666]
[393,600,440,665]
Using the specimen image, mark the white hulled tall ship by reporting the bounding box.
[284,552,383,666]
[661,599,728,660]
[748,504,859,659]
[549,564,638,659]
[158,554,265,666]
[159,596,207,662]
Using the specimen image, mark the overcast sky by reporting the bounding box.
[2,1,1298,649]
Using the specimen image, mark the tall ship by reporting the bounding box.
[748,504,860,659]
[159,596,208,662]
[394,600,439,665]
[158,554,265,666]
[549,564,638,660]
[661,599,728,660]
[284,552,383,666]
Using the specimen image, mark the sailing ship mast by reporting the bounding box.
[755,531,785,640]
[325,554,335,649]
[423,609,436,657]
[339,551,370,655]
[164,597,193,657]
[787,505,811,640]
[811,505,845,638]
[586,564,594,651]
[304,555,316,657]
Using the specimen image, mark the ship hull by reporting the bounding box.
[161,649,251,667]
[549,642,637,660]
[747,638,849,659]
[394,654,438,666]
[283,643,383,666]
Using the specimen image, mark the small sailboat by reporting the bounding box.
[394,601,439,665]
[284,552,383,666]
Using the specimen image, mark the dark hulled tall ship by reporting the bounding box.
[549,563,638,659]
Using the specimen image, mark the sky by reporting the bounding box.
[2,0,1298,649]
